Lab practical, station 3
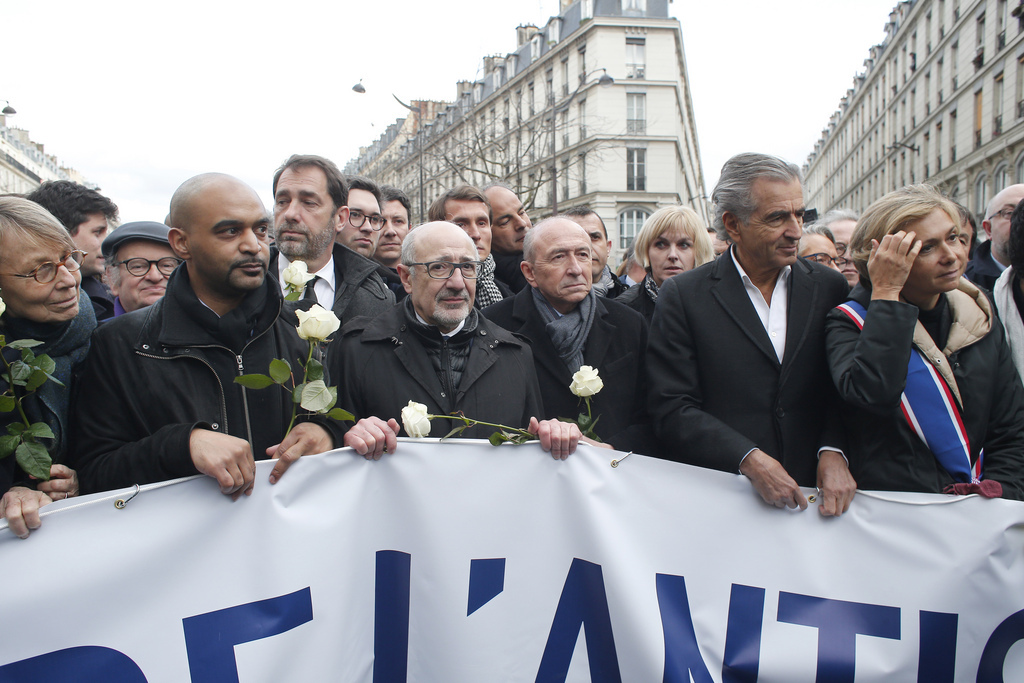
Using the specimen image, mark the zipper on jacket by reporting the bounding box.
[235,354,255,450]
[137,350,229,434]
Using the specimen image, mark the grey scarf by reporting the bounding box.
[531,287,596,373]
[475,254,504,308]
[591,266,617,296]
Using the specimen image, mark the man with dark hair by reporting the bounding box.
[337,176,384,259]
[270,155,393,323]
[26,180,120,320]
[71,173,341,496]
[563,205,627,298]
[648,153,855,516]
[428,185,511,307]
[483,218,653,452]
[483,184,531,293]
[374,185,412,301]
[335,221,581,459]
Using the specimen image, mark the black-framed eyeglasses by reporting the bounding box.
[2,250,85,284]
[834,242,848,256]
[114,256,182,277]
[987,207,1015,222]
[349,209,385,231]
[410,260,482,279]
[804,252,850,268]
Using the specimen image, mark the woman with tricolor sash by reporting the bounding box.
[825,184,1024,499]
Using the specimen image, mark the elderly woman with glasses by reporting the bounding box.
[618,206,715,321]
[0,197,97,537]
[799,223,850,273]
[826,184,1024,499]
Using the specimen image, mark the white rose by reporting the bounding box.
[295,304,341,342]
[0,296,6,318]
[401,401,432,438]
[282,260,316,292]
[569,365,604,397]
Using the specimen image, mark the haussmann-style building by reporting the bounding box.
[344,0,707,260]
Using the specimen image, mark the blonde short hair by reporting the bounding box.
[850,184,960,287]
[0,196,76,265]
[633,206,714,270]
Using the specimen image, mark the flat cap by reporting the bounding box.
[102,221,171,259]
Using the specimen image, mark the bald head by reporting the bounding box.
[169,173,265,232]
[401,221,477,265]
[523,217,589,264]
[983,183,1024,266]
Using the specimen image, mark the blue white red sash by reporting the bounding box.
[836,301,981,484]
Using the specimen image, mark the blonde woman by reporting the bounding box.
[826,184,1024,499]
[618,206,714,321]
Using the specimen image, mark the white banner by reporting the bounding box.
[1,440,1024,682]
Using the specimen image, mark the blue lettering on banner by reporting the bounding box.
[0,646,148,682]
[656,573,714,683]
[777,592,901,683]
[918,611,958,683]
[722,584,766,683]
[374,550,411,683]
[977,607,1024,682]
[181,587,313,683]
[467,558,506,616]
[536,558,622,683]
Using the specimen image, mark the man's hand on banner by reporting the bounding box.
[344,417,400,460]
[266,423,334,484]
[740,449,808,511]
[816,451,857,517]
[189,429,256,500]
[0,486,51,538]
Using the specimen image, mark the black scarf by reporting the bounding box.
[166,267,275,353]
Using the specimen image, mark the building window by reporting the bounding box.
[627,93,646,134]
[995,74,1005,134]
[579,152,587,195]
[618,208,650,249]
[531,34,542,62]
[975,173,990,216]
[626,148,646,191]
[626,38,646,79]
[561,57,570,97]
[1016,153,1024,183]
[581,0,593,20]
[995,163,1009,192]
[624,0,647,14]
[578,99,587,139]
[974,89,984,149]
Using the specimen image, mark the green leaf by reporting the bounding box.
[15,441,51,480]
[305,358,324,382]
[0,395,15,413]
[9,361,31,385]
[577,413,592,431]
[0,435,18,458]
[443,424,470,440]
[6,423,24,436]
[25,422,54,439]
[19,348,36,363]
[41,372,64,387]
[300,380,334,413]
[488,431,510,446]
[326,407,354,422]
[269,358,292,385]
[284,291,301,302]
[34,354,56,375]
[25,369,48,392]
[7,339,43,350]
[233,374,276,390]
[293,383,306,403]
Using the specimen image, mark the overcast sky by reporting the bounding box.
[3,0,898,222]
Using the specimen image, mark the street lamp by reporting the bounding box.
[352,81,366,94]
[549,68,613,215]
[1,100,15,116]
[393,95,427,224]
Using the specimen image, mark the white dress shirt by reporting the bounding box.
[277,254,337,309]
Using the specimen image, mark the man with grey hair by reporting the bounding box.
[817,208,860,286]
[483,217,653,451]
[966,184,1024,291]
[101,221,180,316]
[647,153,854,516]
[333,221,583,459]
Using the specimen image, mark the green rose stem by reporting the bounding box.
[284,342,316,437]
[429,412,534,441]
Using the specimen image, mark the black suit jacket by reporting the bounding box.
[483,288,656,453]
[647,252,849,486]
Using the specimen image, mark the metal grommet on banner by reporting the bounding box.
[114,484,141,510]
[808,487,821,504]
[610,452,633,468]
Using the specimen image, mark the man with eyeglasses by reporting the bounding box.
[817,209,860,287]
[965,184,1024,291]
[798,223,845,274]
[336,176,385,259]
[271,155,393,323]
[71,173,343,498]
[100,221,180,316]
[333,221,583,459]
[647,153,855,516]
[483,218,653,453]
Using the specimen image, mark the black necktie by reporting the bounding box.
[302,276,320,304]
